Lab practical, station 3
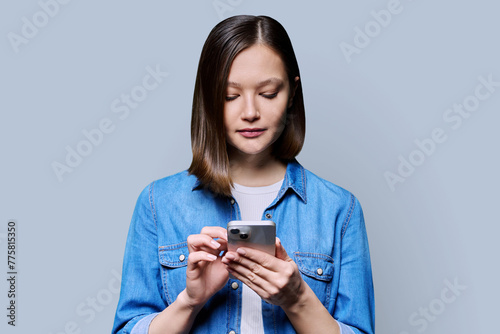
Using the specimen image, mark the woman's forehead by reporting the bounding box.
[227,45,288,87]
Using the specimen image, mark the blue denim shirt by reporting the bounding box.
[112,160,375,334]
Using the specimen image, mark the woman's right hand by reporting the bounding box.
[181,226,229,308]
[149,227,228,333]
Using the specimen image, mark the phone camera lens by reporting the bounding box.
[239,233,249,239]
[230,229,240,234]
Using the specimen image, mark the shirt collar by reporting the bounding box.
[192,178,204,191]
[191,159,307,203]
[279,159,307,203]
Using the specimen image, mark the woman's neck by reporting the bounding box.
[228,149,286,187]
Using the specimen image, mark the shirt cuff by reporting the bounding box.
[131,313,160,334]
[336,319,356,334]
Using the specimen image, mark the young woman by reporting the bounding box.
[112,15,374,334]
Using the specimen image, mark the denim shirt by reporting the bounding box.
[112,160,375,334]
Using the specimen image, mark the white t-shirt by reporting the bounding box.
[231,179,283,334]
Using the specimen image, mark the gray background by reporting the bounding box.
[1,0,498,333]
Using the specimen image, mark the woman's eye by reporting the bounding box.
[261,92,278,99]
[225,95,238,101]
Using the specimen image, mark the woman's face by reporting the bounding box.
[224,44,295,160]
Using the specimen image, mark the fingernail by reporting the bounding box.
[207,254,217,260]
[225,253,235,260]
[236,248,246,255]
[211,240,221,248]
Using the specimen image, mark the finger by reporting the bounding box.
[222,251,277,286]
[187,234,222,253]
[200,226,228,241]
[224,253,300,306]
[234,247,282,272]
[275,238,292,262]
[213,236,228,252]
[224,257,266,285]
[199,226,228,252]
[224,262,275,302]
[222,251,265,271]
[187,251,218,267]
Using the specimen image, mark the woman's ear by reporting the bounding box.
[288,76,300,108]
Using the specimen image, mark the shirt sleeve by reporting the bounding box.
[334,195,375,334]
[336,319,356,334]
[130,313,160,334]
[112,183,166,334]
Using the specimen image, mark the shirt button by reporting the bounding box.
[179,254,186,262]
[265,213,272,219]
[316,268,323,276]
[229,331,236,334]
[230,198,235,205]
[231,282,239,290]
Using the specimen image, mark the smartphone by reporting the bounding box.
[227,220,276,256]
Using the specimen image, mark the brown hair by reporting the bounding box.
[188,15,305,197]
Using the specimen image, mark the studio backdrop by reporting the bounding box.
[1,1,498,333]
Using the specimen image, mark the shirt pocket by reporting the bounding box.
[293,252,334,307]
[158,242,189,305]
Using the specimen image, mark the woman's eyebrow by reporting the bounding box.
[257,77,284,87]
[227,81,241,88]
[227,77,284,88]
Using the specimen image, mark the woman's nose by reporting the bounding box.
[241,97,260,121]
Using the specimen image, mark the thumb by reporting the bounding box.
[275,237,292,262]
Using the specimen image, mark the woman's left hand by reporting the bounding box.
[221,238,305,308]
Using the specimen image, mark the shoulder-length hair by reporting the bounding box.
[188,15,305,197]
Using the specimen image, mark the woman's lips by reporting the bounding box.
[237,128,266,138]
